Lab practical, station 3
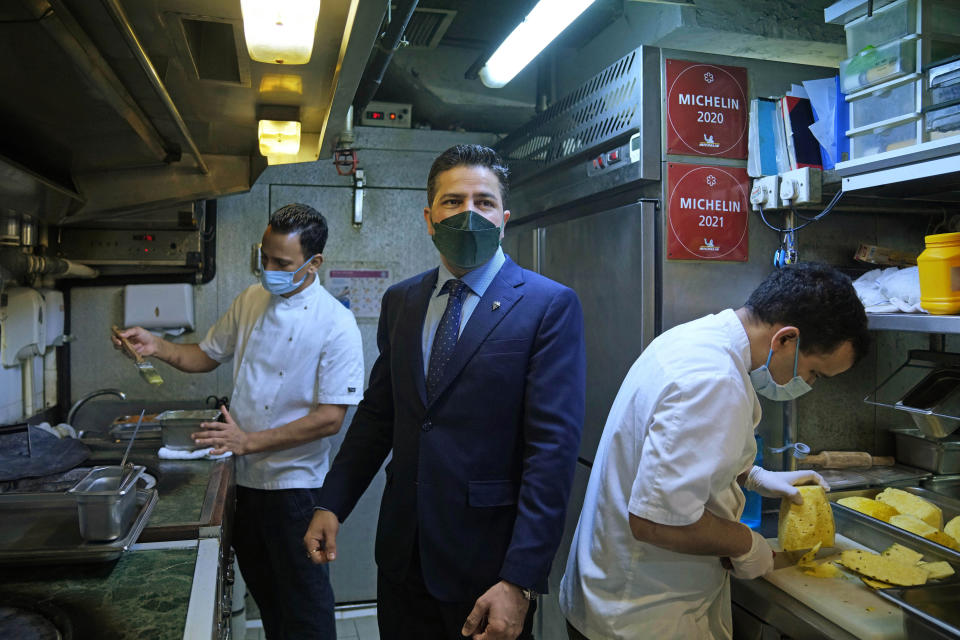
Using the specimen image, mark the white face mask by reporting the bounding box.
[260,255,316,296]
[749,338,812,402]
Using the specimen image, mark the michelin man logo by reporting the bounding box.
[704,72,715,84]
[706,174,717,187]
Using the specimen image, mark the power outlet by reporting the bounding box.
[779,167,822,206]
[750,176,780,211]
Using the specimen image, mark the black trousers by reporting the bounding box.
[233,486,336,640]
[376,544,536,640]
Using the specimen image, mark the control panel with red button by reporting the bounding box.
[586,140,633,177]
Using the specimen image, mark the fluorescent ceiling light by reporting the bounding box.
[258,120,302,156]
[241,0,322,65]
[479,0,597,88]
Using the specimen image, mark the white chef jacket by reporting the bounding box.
[199,278,364,489]
[559,309,761,640]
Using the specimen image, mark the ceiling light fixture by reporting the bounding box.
[259,74,304,95]
[241,0,322,65]
[478,0,597,88]
[258,119,302,156]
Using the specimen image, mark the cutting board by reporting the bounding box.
[763,534,906,640]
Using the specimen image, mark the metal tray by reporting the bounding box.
[876,583,960,640]
[829,486,960,562]
[0,488,157,565]
[924,475,960,501]
[895,428,960,474]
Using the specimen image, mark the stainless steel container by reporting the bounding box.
[923,475,960,501]
[155,409,220,450]
[876,583,960,640]
[896,369,960,438]
[67,465,145,541]
[894,429,960,474]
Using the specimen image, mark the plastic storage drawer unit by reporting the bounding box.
[925,99,960,140]
[845,0,917,56]
[841,36,918,93]
[848,118,920,158]
[929,57,960,106]
[848,76,921,128]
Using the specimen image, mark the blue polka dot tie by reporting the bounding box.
[426,279,468,398]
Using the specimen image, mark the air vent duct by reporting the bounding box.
[404,8,456,49]
[172,14,250,86]
[496,47,648,182]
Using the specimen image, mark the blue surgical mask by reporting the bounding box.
[749,338,812,401]
[260,255,317,296]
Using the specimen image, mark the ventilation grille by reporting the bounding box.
[404,8,457,49]
[182,18,240,82]
[496,48,643,175]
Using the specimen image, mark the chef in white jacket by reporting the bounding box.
[559,263,870,640]
[113,203,364,639]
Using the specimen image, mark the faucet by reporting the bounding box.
[67,388,127,426]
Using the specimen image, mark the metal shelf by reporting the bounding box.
[867,312,960,333]
[836,137,960,198]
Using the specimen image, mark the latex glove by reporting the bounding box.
[730,529,775,579]
[744,466,830,505]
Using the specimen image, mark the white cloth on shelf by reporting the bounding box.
[853,266,925,313]
[158,446,232,460]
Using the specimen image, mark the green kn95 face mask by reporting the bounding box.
[431,210,502,270]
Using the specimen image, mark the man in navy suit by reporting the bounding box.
[305,144,586,639]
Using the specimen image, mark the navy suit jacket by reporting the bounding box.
[318,256,586,601]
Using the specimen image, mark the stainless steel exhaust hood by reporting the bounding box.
[0,0,385,225]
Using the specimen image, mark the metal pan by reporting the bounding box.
[875,583,960,640]
[829,486,960,562]
[155,409,220,450]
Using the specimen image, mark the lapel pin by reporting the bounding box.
[492,301,501,311]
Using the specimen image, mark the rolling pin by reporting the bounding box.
[803,451,895,469]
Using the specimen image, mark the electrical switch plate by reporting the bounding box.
[779,167,822,206]
[750,176,780,211]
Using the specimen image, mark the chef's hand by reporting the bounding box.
[192,405,250,455]
[304,509,339,564]
[461,580,529,640]
[111,326,161,358]
[744,466,830,505]
[728,529,775,579]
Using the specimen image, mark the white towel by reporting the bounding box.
[33,422,78,439]
[158,446,232,460]
[853,266,926,313]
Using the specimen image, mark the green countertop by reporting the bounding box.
[85,440,234,533]
[148,459,221,526]
[0,547,197,639]
[0,444,234,637]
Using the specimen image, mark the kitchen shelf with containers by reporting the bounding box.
[827,0,960,190]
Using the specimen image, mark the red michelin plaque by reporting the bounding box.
[667,163,749,262]
[666,59,748,159]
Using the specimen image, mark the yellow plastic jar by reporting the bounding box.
[918,231,960,315]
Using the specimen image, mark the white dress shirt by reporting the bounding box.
[421,247,506,375]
